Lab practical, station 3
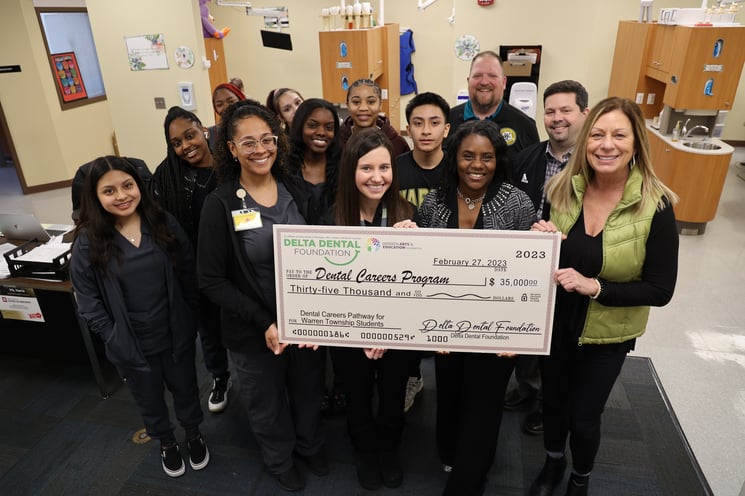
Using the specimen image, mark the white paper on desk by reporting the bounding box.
[13,239,71,263]
[0,243,15,279]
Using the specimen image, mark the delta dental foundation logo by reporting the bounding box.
[284,236,364,266]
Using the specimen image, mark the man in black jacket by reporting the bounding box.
[448,50,539,157]
[507,80,589,434]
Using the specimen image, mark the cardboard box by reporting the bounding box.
[503,60,532,77]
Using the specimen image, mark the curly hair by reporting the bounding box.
[213,100,289,183]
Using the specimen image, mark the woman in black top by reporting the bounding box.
[529,97,678,496]
[286,98,342,225]
[71,156,208,478]
[333,128,415,491]
[197,101,326,492]
[287,98,347,414]
[416,120,535,496]
[151,106,232,414]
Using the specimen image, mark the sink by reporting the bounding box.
[683,141,722,151]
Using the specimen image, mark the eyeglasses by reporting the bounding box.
[232,135,278,154]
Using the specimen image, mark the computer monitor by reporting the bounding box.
[260,30,293,51]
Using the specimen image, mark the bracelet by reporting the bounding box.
[589,278,603,300]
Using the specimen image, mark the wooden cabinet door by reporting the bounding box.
[648,131,730,223]
[646,24,675,82]
[665,26,745,110]
[319,27,385,104]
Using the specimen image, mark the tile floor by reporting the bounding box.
[1,149,744,496]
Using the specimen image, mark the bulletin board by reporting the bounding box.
[50,52,88,103]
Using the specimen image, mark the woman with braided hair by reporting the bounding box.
[151,106,232,415]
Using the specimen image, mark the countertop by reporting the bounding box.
[646,122,734,156]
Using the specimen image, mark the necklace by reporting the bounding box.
[194,168,214,189]
[456,188,486,211]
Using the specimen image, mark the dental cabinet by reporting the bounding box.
[318,24,400,129]
[609,21,745,234]
[609,21,745,116]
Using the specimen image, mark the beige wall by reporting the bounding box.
[0,0,114,189]
[86,0,213,170]
[213,0,744,141]
[2,0,744,191]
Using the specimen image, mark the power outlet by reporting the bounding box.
[635,92,644,104]
[154,97,166,109]
[647,93,655,105]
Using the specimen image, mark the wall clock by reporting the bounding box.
[454,34,480,61]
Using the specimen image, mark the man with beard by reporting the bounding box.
[448,51,539,156]
[506,80,590,436]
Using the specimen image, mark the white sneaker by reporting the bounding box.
[208,377,232,413]
[403,376,424,412]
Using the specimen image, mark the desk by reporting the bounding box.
[1,240,120,398]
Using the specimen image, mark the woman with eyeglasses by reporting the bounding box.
[196,100,326,492]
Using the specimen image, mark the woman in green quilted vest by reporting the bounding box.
[528,97,679,496]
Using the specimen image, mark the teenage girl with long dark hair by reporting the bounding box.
[71,156,208,478]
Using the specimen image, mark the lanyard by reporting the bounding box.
[360,206,387,226]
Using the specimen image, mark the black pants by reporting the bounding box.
[123,346,203,444]
[198,295,229,380]
[435,352,514,496]
[230,345,325,474]
[512,354,542,398]
[540,342,630,473]
[333,347,411,453]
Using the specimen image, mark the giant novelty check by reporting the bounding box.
[274,225,561,354]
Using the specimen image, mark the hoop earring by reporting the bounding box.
[630,155,637,169]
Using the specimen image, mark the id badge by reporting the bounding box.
[232,208,262,231]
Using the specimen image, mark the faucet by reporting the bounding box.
[685,125,710,138]
[681,118,691,137]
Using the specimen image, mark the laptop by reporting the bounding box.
[0,213,73,242]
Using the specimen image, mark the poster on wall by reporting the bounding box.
[50,52,88,103]
[124,34,169,71]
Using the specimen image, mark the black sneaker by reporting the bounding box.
[208,376,231,413]
[161,442,185,477]
[522,409,544,435]
[187,434,210,470]
[356,452,381,490]
[302,448,329,476]
[274,463,305,492]
[379,450,403,488]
